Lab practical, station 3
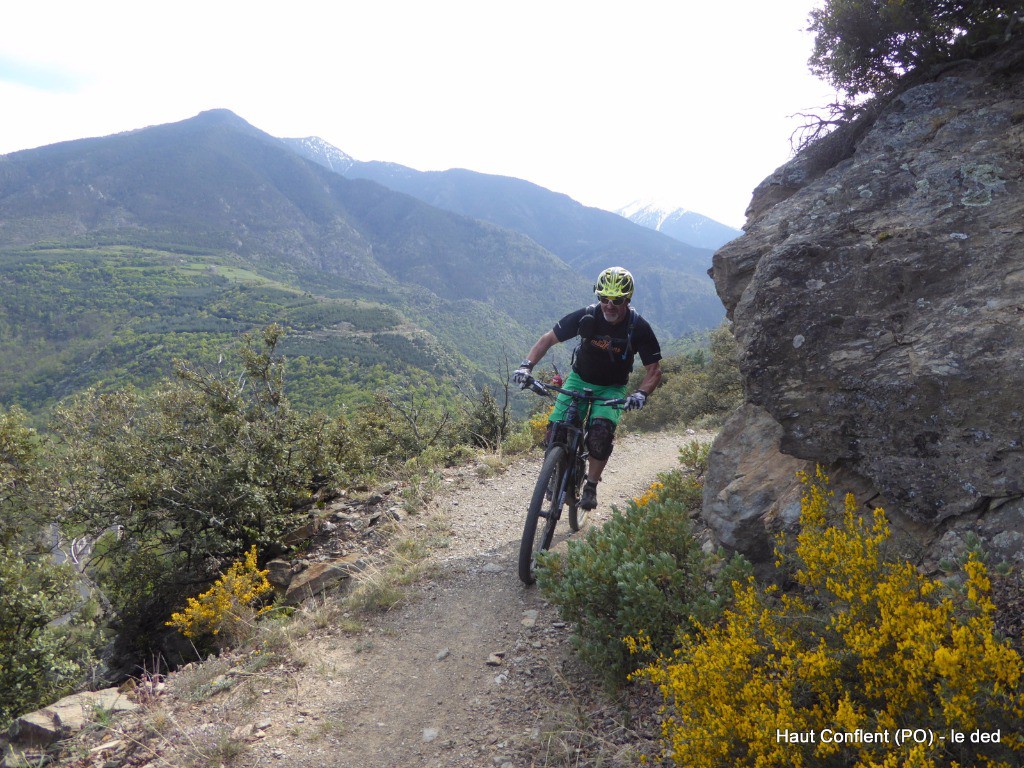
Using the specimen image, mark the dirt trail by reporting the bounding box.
[167,430,706,768]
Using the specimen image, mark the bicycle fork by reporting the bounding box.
[541,446,577,517]
[541,458,570,517]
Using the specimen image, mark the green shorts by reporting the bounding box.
[549,371,627,427]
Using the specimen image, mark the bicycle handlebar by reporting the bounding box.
[521,375,626,408]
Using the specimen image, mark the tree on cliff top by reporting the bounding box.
[809,0,1022,102]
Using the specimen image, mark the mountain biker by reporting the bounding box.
[512,266,663,511]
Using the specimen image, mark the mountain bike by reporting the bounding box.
[517,374,625,585]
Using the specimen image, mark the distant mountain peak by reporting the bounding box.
[618,197,690,216]
[617,198,693,229]
[190,109,255,128]
[616,200,742,251]
[195,107,242,120]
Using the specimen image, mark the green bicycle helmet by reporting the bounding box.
[594,266,634,301]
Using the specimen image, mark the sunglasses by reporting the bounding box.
[598,295,627,306]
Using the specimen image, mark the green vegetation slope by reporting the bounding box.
[0,110,594,414]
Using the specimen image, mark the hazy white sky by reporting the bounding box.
[0,1,836,229]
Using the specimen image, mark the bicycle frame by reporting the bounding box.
[517,375,625,584]
[544,389,592,512]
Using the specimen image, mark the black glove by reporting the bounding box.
[624,391,647,411]
[511,360,533,388]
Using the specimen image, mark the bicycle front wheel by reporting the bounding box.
[518,446,568,585]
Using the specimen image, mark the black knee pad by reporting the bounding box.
[586,418,616,461]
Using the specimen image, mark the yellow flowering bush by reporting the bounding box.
[166,547,273,646]
[636,468,1024,768]
[634,481,665,508]
[528,405,555,446]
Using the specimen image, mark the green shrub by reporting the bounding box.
[346,387,474,477]
[631,438,711,513]
[0,406,48,549]
[536,499,750,691]
[654,469,704,512]
[0,551,102,727]
[465,385,511,450]
[48,326,351,659]
[52,326,349,562]
[0,406,104,727]
[677,438,710,476]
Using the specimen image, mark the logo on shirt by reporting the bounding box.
[590,337,624,355]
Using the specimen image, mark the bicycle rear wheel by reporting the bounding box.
[518,446,568,585]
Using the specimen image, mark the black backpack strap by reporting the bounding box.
[571,305,599,370]
[620,308,637,361]
[579,304,599,339]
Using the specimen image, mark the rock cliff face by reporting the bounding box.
[703,38,1024,571]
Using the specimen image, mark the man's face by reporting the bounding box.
[597,295,629,324]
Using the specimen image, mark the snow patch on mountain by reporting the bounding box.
[280,136,355,174]
[617,197,688,223]
[616,200,742,251]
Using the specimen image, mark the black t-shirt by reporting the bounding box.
[552,305,662,386]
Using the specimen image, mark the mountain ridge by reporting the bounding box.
[0,109,724,414]
[0,110,587,412]
[281,134,725,338]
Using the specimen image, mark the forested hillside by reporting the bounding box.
[0,245,471,414]
[0,110,600,415]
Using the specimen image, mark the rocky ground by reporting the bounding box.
[28,430,709,768]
